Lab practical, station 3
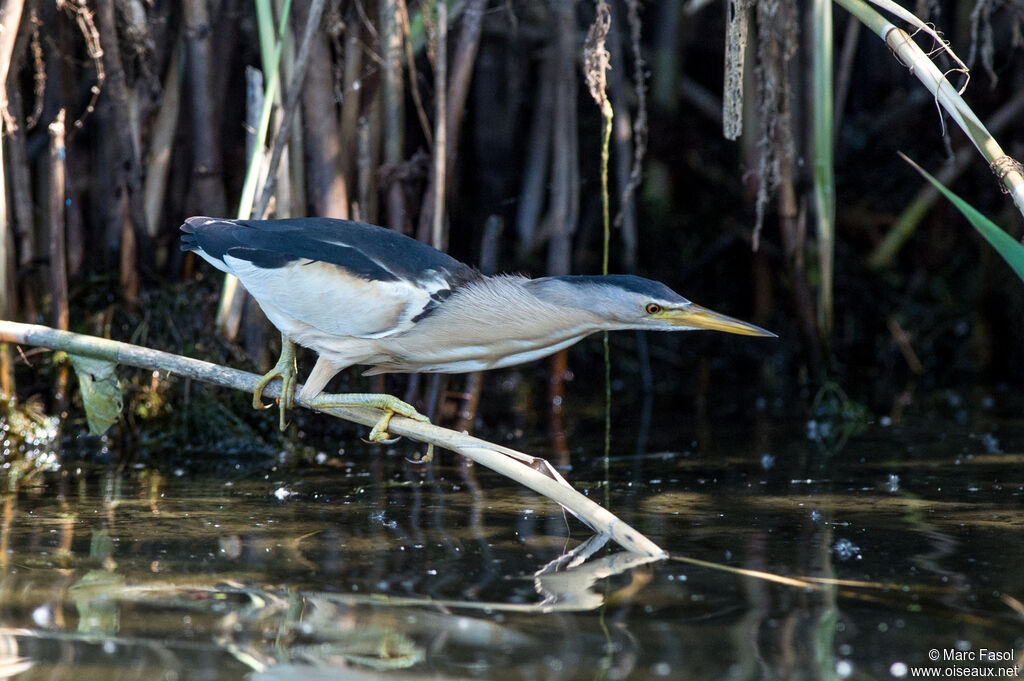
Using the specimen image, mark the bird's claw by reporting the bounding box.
[309,392,433,463]
[362,434,402,446]
[406,445,435,464]
[252,340,298,431]
[367,413,434,464]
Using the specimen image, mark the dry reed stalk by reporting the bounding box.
[238,67,270,367]
[723,0,752,140]
[441,0,486,174]
[253,0,329,219]
[356,111,378,224]
[0,0,23,396]
[143,40,183,270]
[428,0,447,251]
[0,158,9,396]
[0,132,8,397]
[616,0,647,237]
[95,0,151,286]
[606,0,637,270]
[5,87,34,278]
[211,0,242,99]
[546,0,579,276]
[182,0,227,219]
[515,55,555,259]
[272,0,304,219]
[542,1,581,435]
[397,0,432,145]
[416,0,486,241]
[380,0,406,232]
[292,0,347,218]
[47,110,68,333]
[0,1,25,112]
[338,25,363,210]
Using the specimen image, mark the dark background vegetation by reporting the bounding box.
[1,0,1023,453]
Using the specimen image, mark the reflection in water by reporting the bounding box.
[0,413,1020,679]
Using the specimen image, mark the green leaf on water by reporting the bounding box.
[68,354,123,435]
[901,153,1024,284]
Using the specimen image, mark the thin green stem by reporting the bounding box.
[600,100,613,472]
[812,0,835,336]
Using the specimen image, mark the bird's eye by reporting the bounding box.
[645,303,662,315]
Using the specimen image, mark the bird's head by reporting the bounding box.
[526,274,776,337]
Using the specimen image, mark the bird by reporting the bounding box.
[181,216,774,453]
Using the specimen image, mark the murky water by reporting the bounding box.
[1,401,1023,680]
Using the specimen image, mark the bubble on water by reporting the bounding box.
[979,433,1001,454]
[832,538,861,561]
[31,605,52,627]
[890,662,907,677]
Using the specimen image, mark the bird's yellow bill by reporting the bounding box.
[658,304,776,337]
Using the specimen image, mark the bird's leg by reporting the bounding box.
[252,333,298,431]
[306,392,434,462]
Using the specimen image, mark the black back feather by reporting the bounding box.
[181,217,480,288]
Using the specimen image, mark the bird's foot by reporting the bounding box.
[252,337,298,431]
[307,392,434,462]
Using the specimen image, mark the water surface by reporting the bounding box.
[1,405,1022,680]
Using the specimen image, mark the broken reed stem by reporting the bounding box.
[48,111,68,333]
[46,112,69,408]
[0,320,665,559]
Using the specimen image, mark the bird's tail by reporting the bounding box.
[179,216,220,252]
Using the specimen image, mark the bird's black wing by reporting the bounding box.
[181,216,480,338]
[181,216,476,286]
